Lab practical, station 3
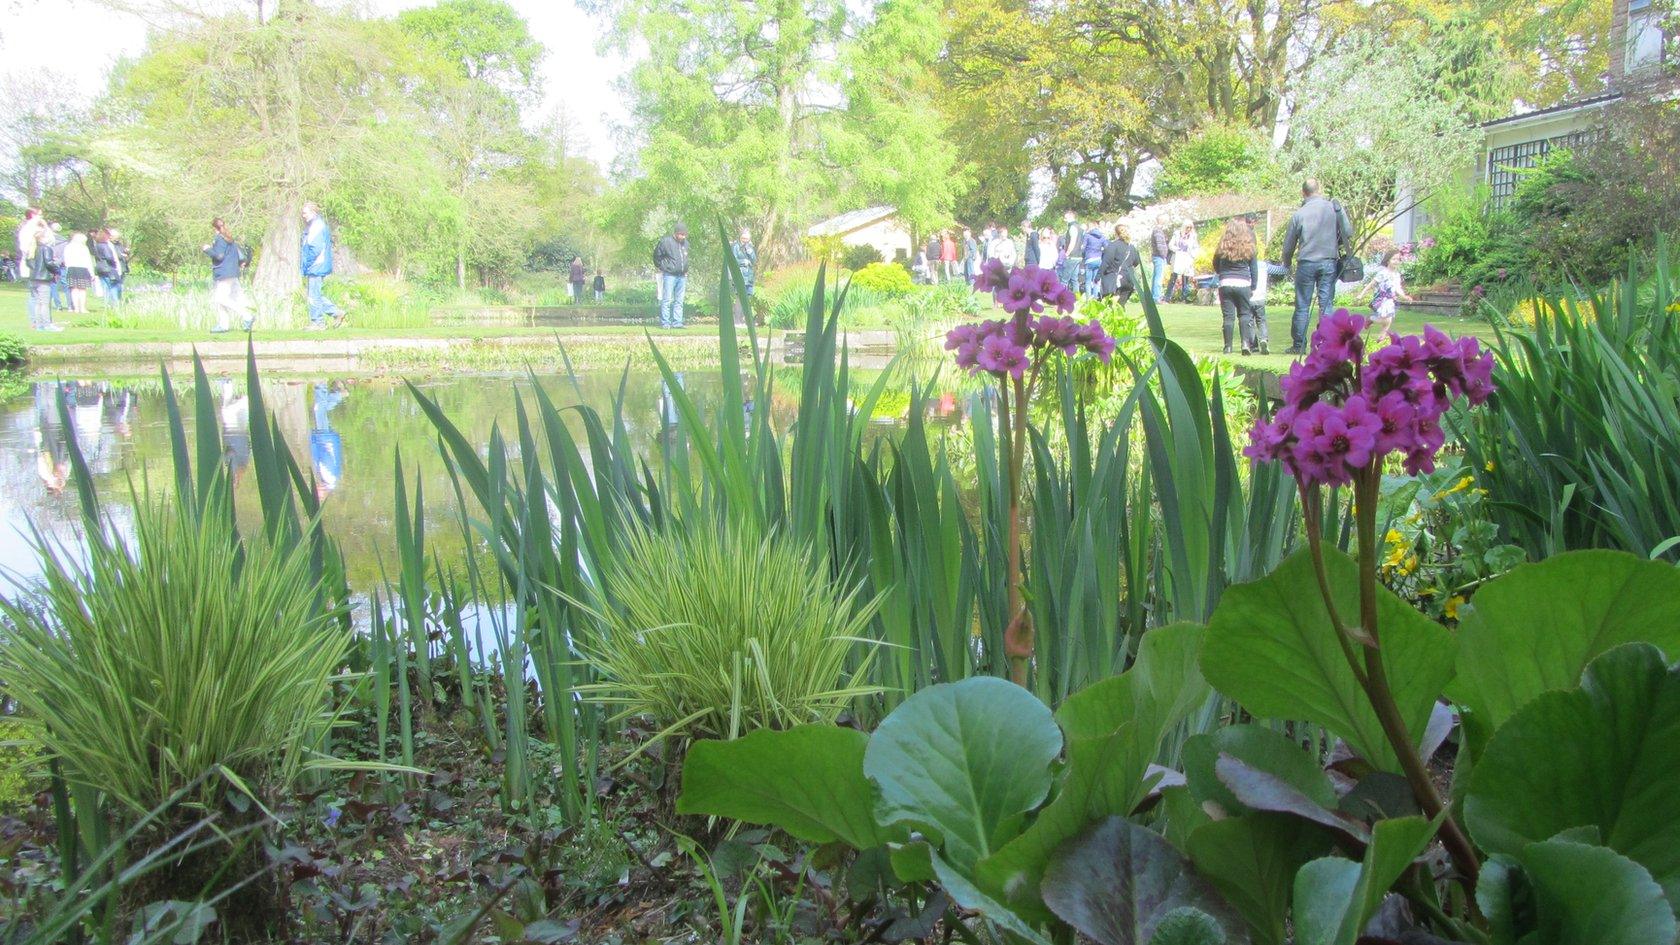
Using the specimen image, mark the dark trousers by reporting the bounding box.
[1292,258,1339,349]
[1218,285,1254,350]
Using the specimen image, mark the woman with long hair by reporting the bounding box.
[1166,221,1199,304]
[204,217,253,333]
[62,232,95,314]
[1211,218,1264,354]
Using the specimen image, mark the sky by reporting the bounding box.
[0,0,631,168]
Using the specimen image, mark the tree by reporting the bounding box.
[1279,39,1479,253]
[1152,126,1273,198]
[589,0,961,267]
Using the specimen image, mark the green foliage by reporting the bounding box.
[1291,816,1441,945]
[1506,841,1679,945]
[0,498,351,817]
[677,727,888,849]
[0,718,42,811]
[1459,244,1680,559]
[1407,185,1522,288]
[1199,548,1457,772]
[1465,643,1680,906]
[1154,127,1272,198]
[1041,817,1247,945]
[849,261,914,295]
[1448,552,1680,753]
[576,519,881,743]
[0,332,28,366]
[841,243,883,271]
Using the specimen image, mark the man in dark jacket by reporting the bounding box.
[1099,226,1141,303]
[653,223,689,328]
[1280,179,1352,353]
[1149,225,1171,303]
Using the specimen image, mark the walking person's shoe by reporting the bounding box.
[1223,344,1233,354]
[1283,346,1305,355]
[1240,347,1252,356]
[1259,341,1269,355]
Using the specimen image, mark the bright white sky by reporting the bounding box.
[0,0,630,167]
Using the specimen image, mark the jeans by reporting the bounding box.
[50,272,68,310]
[101,277,123,304]
[1083,259,1101,295]
[306,275,339,326]
[1056,258,1077,291]
[659,272,686,327]
[28,282,53,327]
[1151,257,1167,301]
[1292,258,1339,350]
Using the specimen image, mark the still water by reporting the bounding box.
[0,368,741,590]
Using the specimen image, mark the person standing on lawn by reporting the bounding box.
[1149,223,1171,303]
[205,218,253,333]
[25,228,63,332]
[592,269,606,302]
[962,227,980,281]
[1212,217,1264,355]
[1165,222,1199,304]
[1280,178,1353,353]
[299,202,341,330]
[1080,224,1107,298]
[940,230,958,282]
[94,228,128,304]
[653,223,690,328]
[61,232,95,314]
[15,208,44,278]
[1059,212,1084,290]
[48,224,69,311]
[731,227,757,298]
[1098,225,1141,304]
[569,256,587,303]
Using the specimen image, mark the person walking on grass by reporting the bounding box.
[1059,212,1084,291]
[592,269,606,302]
[962,227,980,281]
[941,230,958,282]
[1098,225,1141,304]
[1353,249,1413,337]
[300,202,341,330]
[26,228,63,332]
[205,218,253,333]
[1081,224,1107,298]
[1280,178,1352,354]
[1212,217,1266,355]
[653,223,689,328]
[94,228,127,304]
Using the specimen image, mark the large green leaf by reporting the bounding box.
[979,624,1209,918]
[1149,908,1226,945]
[677,725,888,850]
[932,852,1053,945]
[1200,548,1457,772]
[864,676,1062,875]
[1042,817,1249,945]
[1450,551,1680,753]
[1518,840,1679,945]
[1185,815,1332,945]
[1465,643,1680,908]
[1290,815,1440,945]
[1181,724,1337,817]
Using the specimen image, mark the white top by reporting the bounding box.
[989,235,1017,267]
[63,239,94,270]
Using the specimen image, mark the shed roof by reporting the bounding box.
[807,206,898,237]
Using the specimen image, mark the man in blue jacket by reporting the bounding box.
[299,202,340,330]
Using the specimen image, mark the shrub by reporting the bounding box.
[850,261,914,295]
[577,519,881,744]
[0,498,352,818]
[841,243,883,271]
[0,332,27,367]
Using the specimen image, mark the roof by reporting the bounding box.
[807,206,898,237]
[1481,92,1623,130]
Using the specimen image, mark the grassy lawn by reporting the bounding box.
[4,282,1489,370]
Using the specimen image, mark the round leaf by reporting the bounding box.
[1520,840,1679,945]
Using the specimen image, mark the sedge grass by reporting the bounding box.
[575,518,883,747]
[0,496,353,818]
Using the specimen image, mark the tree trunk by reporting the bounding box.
[253,199,302,300]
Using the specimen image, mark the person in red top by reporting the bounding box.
[940,231,959,282]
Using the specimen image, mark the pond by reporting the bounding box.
[0,363,967,592]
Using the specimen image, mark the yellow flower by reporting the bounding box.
[1437,476,1475,499]
[1484,461,1495,473]
[1399,553,1419,577]
[1445,594,1466,620]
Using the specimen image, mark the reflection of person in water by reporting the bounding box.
[33,383,71,493]
[72,382,106,473]
[220,379,251,489]
[111,387,135,439]
[310,382,345,502]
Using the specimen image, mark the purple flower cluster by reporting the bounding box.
[972,260,1078,316]
[945,264,1113,379]
[1245,310,1494,486]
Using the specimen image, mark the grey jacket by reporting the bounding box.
[1281,196,1351,266]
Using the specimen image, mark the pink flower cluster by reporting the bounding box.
[972,259,1077,316]
[1245,309,1494,487]
[945,264,1113,379]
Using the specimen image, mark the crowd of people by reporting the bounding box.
[12,208,131,332]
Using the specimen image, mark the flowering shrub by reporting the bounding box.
[944,262,1114,683]
[1245,309,1493,485]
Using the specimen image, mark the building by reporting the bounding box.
[806,206,912,264]
[1395,0,1671,242]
